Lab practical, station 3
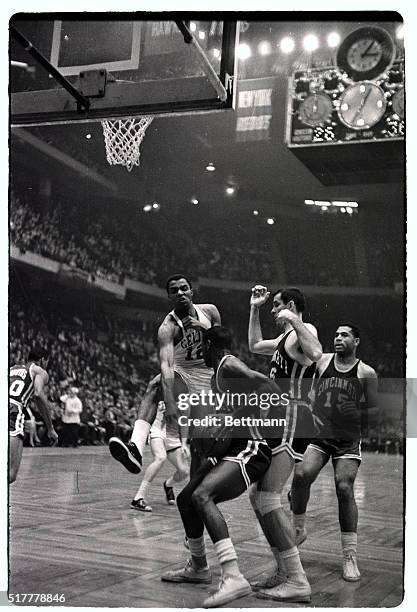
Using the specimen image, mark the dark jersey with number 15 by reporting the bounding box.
[313,356,364,440]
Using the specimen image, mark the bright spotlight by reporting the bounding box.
[346,206,353,214]
[206,162,216,172]
[253,210,259,216]
[238,43,252,60]
[85,133,92,140]
[266,217,275,225]
[226,186,235,195]
[327,32,341,48]
[258,41,271,55]
[341,207,346,213]
[321,205,328,211]
[143,204,152,212]
[191,198,199,205]
[303,34,319,52]
[152,202,160,210]
[280,36,295,54]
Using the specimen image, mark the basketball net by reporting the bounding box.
[101,116,154,172]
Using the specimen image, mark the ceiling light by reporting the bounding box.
[152,202,160,210]
[396,25,404,40]
[266,217,275,225]
[191,198,199,205]
[206,162,216,172]
[280,36,295,54]
[340,207,346,213]
[321,205,329,211]
[327,32,341,48]
[143,204,152,212]
[226,186,235,195]
[258,41,271,55]
[238,43,252,60]
[305,199,314,205]
[85,133,92,140]
[303,34,319,52]
[190,22,197,32]
[253,210,259,215]
[346,206,353,214]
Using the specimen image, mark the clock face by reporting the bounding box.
[298,93,333,127]
[336,26,395,81]
[338,82,387,130]
[392,87,404,119]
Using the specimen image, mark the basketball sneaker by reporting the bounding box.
[342,551,361,582]
[256,576,311,603]
[130,498,152,512]
[109,438,142,474]
[203,574,252,608]
[251,569,286,590]
[163,480,175,505]
[161,559,212,584]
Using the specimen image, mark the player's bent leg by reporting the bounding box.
[164,446,190,505]
[131,438,167,511]
[9,435,24,484]
[161,466,213,584]
[291,445,329,544]
[333,457,361,581]
[191,461,252,608]
[254,451,310,603]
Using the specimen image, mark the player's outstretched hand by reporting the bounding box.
[250,285,270,307]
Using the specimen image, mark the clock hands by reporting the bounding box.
[361,40,378,58]
[352,86,372,122]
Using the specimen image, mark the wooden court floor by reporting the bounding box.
[9,447,404,607]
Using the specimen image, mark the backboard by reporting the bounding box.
[10,16,238,126]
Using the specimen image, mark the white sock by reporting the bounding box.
[293,513,306,530]
[280,546,305,580]
[341,532,357,555]
[135,480,150,501]
[130,419,150,456]
[214,538,240,578]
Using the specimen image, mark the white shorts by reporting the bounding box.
[149,423,182,453]
[174,366,213,395]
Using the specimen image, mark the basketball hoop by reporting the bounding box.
[101,116,154,172]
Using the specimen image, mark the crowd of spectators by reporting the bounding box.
[10,189,402,289]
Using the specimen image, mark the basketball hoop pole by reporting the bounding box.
[10,25,90,111]
[175,21,228,102]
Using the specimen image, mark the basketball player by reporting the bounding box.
[290,323,378,582]
[248,285,322,602]
[109,275,220,475]
[131,395,189,512]
[9,346,58,483]
[162,326,279,608]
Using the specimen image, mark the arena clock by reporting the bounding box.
[338,82,387,130]
[298,92,333,127]
[336,26,395,82]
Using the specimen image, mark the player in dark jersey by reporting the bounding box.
[9,345,58,483]
[290,323,378,582]
[248,286,322,602]
[109,274,221,476]
[161,326,277,608]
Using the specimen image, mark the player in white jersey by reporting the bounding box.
[9,345,58,483]
[109,275,220,477]
[158,275,221,475]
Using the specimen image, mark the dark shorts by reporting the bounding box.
[309,438,362,462]
[266,402,315,462]
[9,404,25,438]
[220,440,272,488]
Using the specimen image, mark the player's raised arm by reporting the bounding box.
[32,367,58,444]
[158,320,178,417]
[248,285,278,355]
[278,310,322,362]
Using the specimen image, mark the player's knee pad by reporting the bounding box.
[253,490,283,516]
